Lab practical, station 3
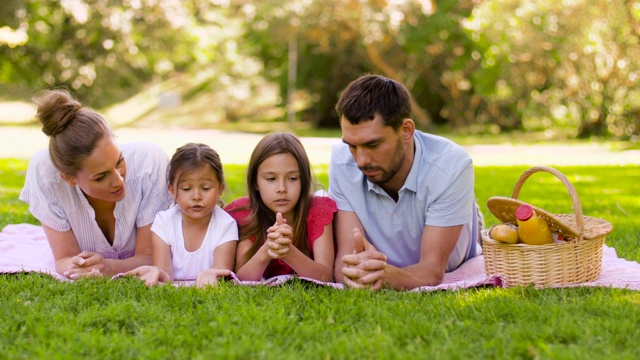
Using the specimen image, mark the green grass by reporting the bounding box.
[1,159,640,359]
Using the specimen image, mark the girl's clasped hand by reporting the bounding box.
[126,132,338,287]
[225,132,337,283]
[264,213,293,259]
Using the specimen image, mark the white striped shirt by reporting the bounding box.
[20,142,172,259]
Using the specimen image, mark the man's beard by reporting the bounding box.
[361,137,405,185]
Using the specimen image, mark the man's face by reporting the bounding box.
[340,113,407,186]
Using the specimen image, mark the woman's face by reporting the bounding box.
[63,136,127,203]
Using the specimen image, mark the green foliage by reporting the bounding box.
[4,0,640,137]
[1,0,200,107]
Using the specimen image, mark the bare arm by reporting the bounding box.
[43,223,154,278]
[381,224,462,290]
[125,232,171,286]
[42,224,83,276]
[235,239,271,281]
[150,232,173,281]
[195,240,237,288]
[281,223,334,282]
[333,210,365,283]
[212,241,237,271]
[103,224,154,276]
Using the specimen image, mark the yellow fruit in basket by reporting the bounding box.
[490,224,519,244]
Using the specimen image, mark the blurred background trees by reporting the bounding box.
[1,0,639,139]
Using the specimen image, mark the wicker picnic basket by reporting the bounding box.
[481,166,613,287]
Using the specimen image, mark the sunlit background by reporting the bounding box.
[1,0,639,140]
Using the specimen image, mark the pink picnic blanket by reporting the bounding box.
[1,223,639,291]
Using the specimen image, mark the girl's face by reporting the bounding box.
[63,136,127,204]
[255,152,302,222]
[169,165,224,223]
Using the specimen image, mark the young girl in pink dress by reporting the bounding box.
[224,132,336,282]
[127,143,238,287]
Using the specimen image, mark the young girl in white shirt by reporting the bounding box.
[127,143,238,287]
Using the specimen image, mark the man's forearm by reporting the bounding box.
[383,263,445,290]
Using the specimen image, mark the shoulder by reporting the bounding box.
[23,149,61,190]
[310,196,337,213]
[214,206,237,225]
[306,196,336,241]
[415,132,472,179]
[330,142,354,165]
[224,197,250,212]
[223,197,251,223]
[27,149,57,174]
[416,132,471,164]
[329,143,362,182]
[122,142,169,177]
[122,142,168,165]
[155,204,180,223]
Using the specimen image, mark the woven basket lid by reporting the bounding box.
[486,166,613,242]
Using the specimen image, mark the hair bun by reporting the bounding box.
[34,89,83,137]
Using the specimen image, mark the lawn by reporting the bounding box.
[1,158,639,359]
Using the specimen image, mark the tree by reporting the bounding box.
[467,0,640,137]
[1,0,198,107]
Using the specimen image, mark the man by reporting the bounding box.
[329,74,482,291]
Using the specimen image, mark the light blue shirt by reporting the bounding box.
[329,131,480,272]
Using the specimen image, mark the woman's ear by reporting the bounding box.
[60,173,76,187]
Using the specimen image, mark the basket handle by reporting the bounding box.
[510,166,585,242]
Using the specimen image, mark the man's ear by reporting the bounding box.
[60,173,76,187]
[401,118,415,141]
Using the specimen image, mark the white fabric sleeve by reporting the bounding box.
[150,210,172,246]
[136,143,171,227]
[19,150,71,231]
[216,210,239,246]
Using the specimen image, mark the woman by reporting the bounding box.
[20,89,172,279]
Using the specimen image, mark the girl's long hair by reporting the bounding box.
[235,132,313,272]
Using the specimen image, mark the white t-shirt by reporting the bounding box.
[329,131,480,272]
[151,205,238,281]
[20,142,172,259]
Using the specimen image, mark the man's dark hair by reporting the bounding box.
[335,74,412,130]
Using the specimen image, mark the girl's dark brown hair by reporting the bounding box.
[34,89,113,176]
[232,132,313,273]
[168,143,226,207]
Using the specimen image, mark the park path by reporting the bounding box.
[1,126,639,166]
